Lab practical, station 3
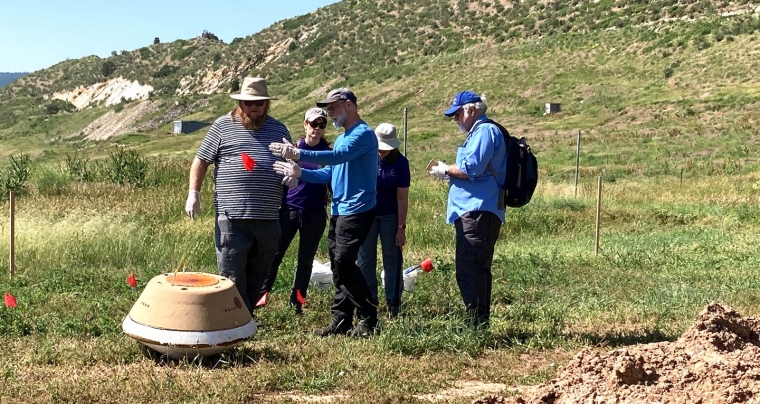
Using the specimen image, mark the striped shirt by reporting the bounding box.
[196,113,292,220]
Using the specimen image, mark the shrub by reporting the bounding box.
[105,148,149,187]
[64,152,96,182]
[101,61,116,77]
[0,153,32,197]
[153,37,160,45]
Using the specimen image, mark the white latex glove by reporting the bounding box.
[273,159,302,178]
[268,138,300,160]
[282,176,298,189]
[185,190,200,220]
[429,161,449,180]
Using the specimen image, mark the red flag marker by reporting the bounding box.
[295,289,305,305]
[4,293,17,308]
[420,258,434,273]
[255,291,269,308]
[242,152,256,171]
[127,273,137,288]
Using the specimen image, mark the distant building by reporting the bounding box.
[544,103,561,115]
[173,120,209,135]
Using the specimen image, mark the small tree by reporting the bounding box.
[102,61,116,77]
[201,30,220,41]
[230,79,240,92]
[153,37,160,45]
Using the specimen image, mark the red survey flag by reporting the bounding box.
[295,289,305,305]
[255,291,269,308]
[4,292,17,308]
[241,152,256,171]
[127,273,137,288]
[420,258,434,273]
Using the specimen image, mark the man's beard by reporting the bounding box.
[333,110,347,129]
[457,121,468,133]
[233,106,267,130]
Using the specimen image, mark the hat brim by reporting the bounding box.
[230,94,276,101]
[443,104,461,117]
[305,115,327,122]
[378,138,401,151]
[316,98,340,107]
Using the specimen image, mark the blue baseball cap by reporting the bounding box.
[443,91,482,117]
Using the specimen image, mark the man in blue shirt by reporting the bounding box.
[269,88,380,337]
[429,90,507,327]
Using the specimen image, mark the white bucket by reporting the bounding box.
[381,269,419,292]
[310,260,333,290]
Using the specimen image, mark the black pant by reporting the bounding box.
[454,210,502,325]
[262,207,327,306]
[328,210,377,325]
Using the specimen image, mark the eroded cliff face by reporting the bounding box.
[52,77,154,110]
[52,37,296,109]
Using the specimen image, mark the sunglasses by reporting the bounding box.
[309,120,327,129]
[242,100,267,107]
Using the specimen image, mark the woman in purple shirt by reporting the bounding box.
[260,108,331,314]
[358,123,410,317]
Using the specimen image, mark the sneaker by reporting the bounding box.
[349,318,379,338]
[314,319,352,337]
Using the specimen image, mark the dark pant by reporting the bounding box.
[262,207,327,306]
[215,213,280,312]
[328,210,377,325]
[358,213,403,308]
[454,210,502,325]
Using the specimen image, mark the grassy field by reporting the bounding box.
[2,22,760,403]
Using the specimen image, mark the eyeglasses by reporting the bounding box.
[326,101,347,114]
[309,120,327,129]
[242,100,267,107]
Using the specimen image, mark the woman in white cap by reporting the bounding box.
[358,123,410,317]
[259,107,331,315]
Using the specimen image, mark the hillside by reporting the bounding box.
[1,0,760,158]
[0,72,28,88]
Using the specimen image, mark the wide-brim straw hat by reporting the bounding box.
[230,77,277,101]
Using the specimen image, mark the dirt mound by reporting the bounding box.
[476,303,760,404]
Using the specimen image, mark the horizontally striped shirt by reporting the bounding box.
[196,113,291,220]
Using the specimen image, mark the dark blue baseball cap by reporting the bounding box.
[443,91,482,117]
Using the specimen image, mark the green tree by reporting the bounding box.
[102,61,116,77]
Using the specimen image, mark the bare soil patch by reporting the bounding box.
[475,302,760,403]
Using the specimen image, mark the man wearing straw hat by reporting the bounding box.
[184,77,293,313]
[269,88,380,338]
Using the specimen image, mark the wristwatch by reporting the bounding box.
[398,224,406,229]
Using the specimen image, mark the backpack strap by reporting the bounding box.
[472,119,509,186]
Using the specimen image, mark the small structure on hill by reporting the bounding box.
[173,120,210,135]
[544,102,561,115]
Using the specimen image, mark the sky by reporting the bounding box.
[0,0,338,73]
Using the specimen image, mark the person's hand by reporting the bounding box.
[282,176,298,189]
[185,190,200,220]
[429,161,449,180]
[269,138,300,160]
[273,159,302,178]
[396,227,406,247]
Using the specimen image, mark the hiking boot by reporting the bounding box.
[349,318,379,338]
[388,306,400,318]
[314,319,352,337]
[294,304,303,316]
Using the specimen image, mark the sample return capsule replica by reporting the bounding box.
[122,272,257,360]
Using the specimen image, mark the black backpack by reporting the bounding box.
[475,119,538,208]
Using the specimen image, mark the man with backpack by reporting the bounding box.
[428,90,507,327]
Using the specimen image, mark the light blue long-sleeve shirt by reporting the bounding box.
[447,115,507,224]
[299,120,378,215]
